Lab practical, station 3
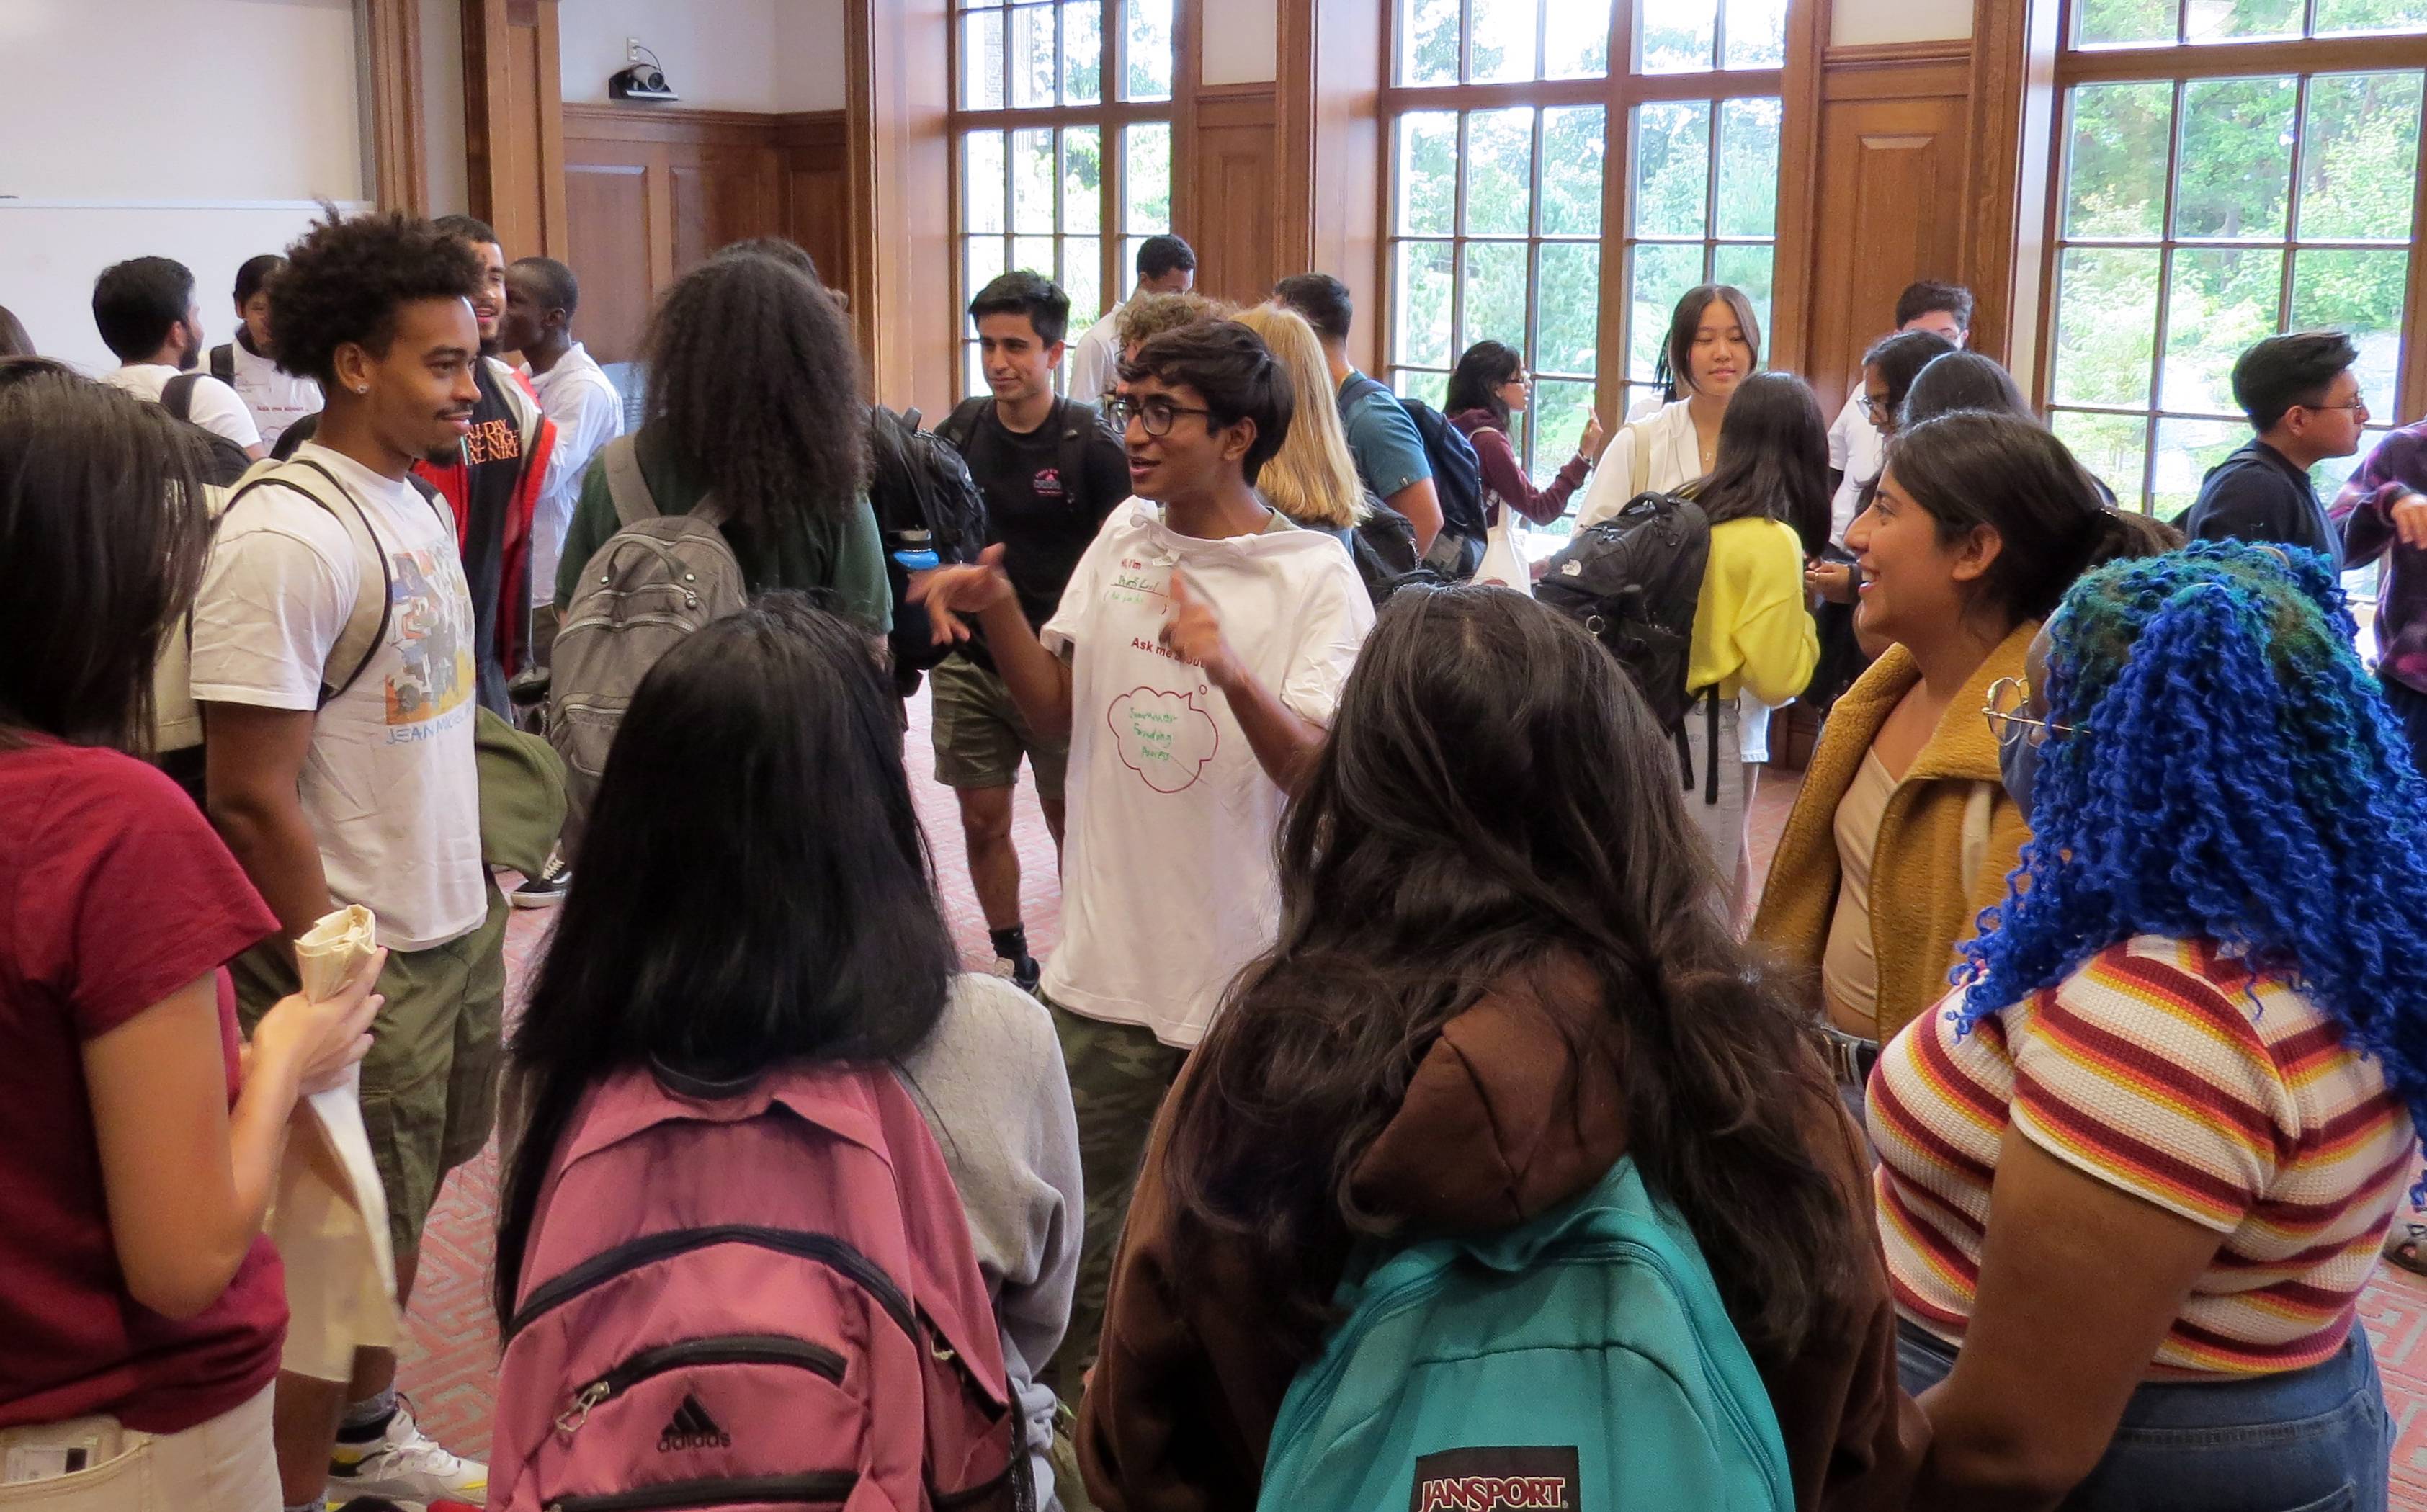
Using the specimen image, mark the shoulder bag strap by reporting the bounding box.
[600,434,660,527]
[1628,416,1655,500]
[268,458,397,707]
[161,372,200,423]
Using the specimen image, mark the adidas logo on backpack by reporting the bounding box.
[657,1395,731,1454]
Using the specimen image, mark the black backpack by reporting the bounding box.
[209,342,237,388]
[1338,376,1488,576]
[867,404,992,679]
[1533,491,1711,734]
[1347,493,1452,607]
[159,372,253,486]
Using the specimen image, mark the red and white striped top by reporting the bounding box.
[1871,934,2415,1377]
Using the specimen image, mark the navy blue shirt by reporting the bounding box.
[2183,439,2341,569]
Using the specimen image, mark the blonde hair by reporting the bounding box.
[1230,305,1365,529]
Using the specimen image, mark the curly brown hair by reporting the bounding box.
[642,251,869,529]
[269,210,483,387]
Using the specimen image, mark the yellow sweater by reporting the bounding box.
[1749,622,2037,1043]
[1687,516,1818,704]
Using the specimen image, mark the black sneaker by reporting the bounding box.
[511,852,569,909]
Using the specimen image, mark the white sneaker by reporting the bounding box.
[326,1400,487,1504]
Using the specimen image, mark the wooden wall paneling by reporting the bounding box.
[849,0,955,411]
[462,0,570,259]
[563,158,656,362]
[670,146,785,274]
[1959,0,2035,364]
[1189,87,1284,305]
[1308,0,1385,373]
[780,112,854,298]
[1798,41,1975,416]
[1769,0,1834,379]
[360,0,429,213]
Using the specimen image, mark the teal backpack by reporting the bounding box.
[1258,1156,1794,1512]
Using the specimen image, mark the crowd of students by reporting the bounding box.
[4,207,2427,1512]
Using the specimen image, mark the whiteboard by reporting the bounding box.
[0,200,372,376]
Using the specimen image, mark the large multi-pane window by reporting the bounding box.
[2041,0,2427,541]
[953,0,1176,395]
[1384,0,1787,484]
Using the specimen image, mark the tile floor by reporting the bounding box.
[396,689,2427,1506]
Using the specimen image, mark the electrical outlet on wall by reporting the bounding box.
[626,37,643,63]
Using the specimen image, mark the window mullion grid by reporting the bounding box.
[1704,97,1724,285]
[1452,111,1473,381]
[2275,78,2307,357]
[1537,0,1551,78]
[2398,71,2427,419]
[2139,79,2188,511]
[1524,105,1548,473]
[1461,0,1477,83]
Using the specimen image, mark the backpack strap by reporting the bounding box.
[1056,398,1117,512]
[161,371,201,424]
[210,344,236,388]
[1627,416,1655,500]
[599,434,661,526]
[934,395,991,456]
[1337,373,1392,419]
[225,457,402,707]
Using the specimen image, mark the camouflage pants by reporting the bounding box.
[1042,998,1187,1404]
[233,880,509,1286]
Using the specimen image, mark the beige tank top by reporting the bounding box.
[1822,749,1898,1037]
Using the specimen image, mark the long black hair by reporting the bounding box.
[642,253,870,533]
[1446,339,1524,433]
[0,366,212,751]
[1162,586,1857,1364]
[1689,371,1831,555]
[491,594,956,1325]
[1882,411,2145,629]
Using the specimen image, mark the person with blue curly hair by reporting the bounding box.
[1869,540,2423,1511]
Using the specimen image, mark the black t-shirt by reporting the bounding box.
[957,398,1130,630]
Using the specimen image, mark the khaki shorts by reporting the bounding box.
[233,880,509,1281]
[930,652,1069,800]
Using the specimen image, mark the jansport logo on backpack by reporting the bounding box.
[1532,491,1710,733]
[1255,1158,1791,1512]
[1411,1447,1578,1511]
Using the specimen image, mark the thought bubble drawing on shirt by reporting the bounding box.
[1108,687,1220,794]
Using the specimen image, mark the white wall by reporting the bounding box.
[1832,0,1975,45]
[1203,0,1278,84]
[0,0,364,201]
[775,0,849,111]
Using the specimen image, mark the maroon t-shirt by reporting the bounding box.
[0,741,286,1433]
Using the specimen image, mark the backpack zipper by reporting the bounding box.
[545,1470,857,1511]
[555,1334,847,1434]
[510,1225,916,1347]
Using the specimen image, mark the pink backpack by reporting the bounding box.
[488,1063,1028,1512]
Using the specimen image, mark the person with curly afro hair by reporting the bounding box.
[189,208,504,1509]
[1873,540,2426,1511]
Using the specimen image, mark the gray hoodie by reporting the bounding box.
[898,972,1083,1511]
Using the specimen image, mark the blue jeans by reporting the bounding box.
[1896,1319,2391,1511]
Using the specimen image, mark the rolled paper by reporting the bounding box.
[294,904,376,1003]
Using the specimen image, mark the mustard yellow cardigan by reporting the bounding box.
[1751,622,2037,1044]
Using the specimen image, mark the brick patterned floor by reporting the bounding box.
[398,691,2427,1506]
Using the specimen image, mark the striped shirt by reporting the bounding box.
[1871,934,2414,1377]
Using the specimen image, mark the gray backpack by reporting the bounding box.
[547,435,749,853]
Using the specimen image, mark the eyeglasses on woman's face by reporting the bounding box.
[1107,393,1216,438]
[1982,676,2080,746]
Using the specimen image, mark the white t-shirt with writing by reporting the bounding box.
[189,444,486,950]
[225,340,323,452]
[104,362,262,451]
[1039,501,1374,1048]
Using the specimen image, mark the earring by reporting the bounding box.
[354,384,368,395]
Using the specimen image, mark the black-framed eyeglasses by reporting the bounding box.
[1858,394,1891,419]
[2302,395,2368,415]
[1108,395,1215,437]
[1983,676,2080,745]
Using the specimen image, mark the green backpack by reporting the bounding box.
[1259,1156,1793,1512]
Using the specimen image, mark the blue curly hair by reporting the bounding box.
[1954,540,2427,1132]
